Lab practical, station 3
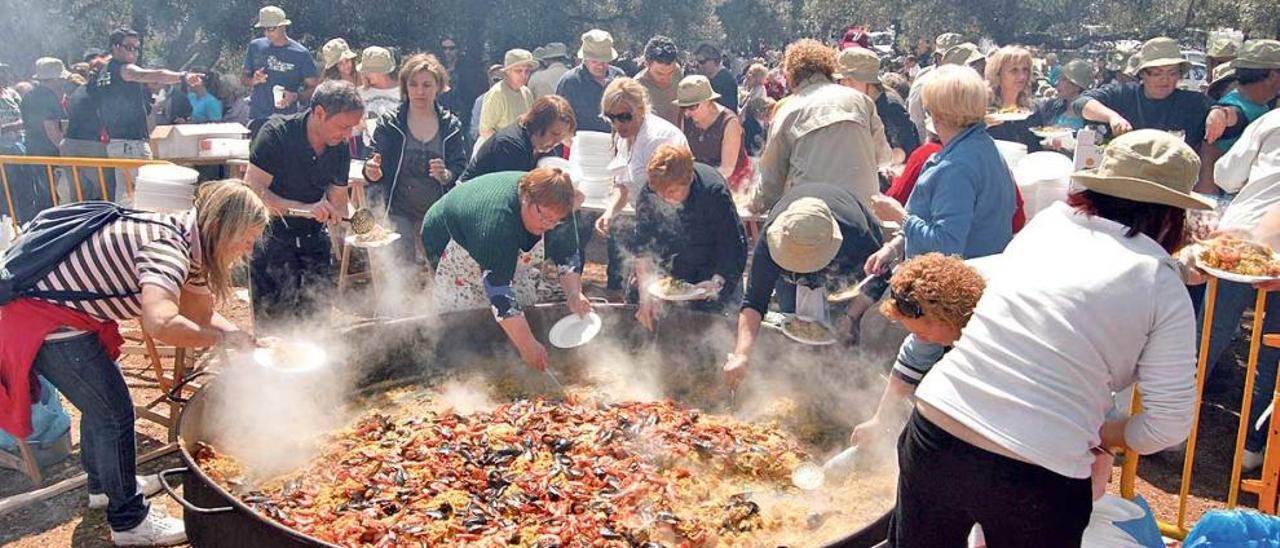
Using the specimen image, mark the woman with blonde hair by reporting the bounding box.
[0,180,269,545]
[984,45,1044,151]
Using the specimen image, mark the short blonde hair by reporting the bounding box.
[879,253,985,329]
[747,63,768,81]
[984,46,1034,110]
[519,167,577,216]
[923,65,989,129]
[398,53,450,103]
[601,77,649,118]
[646,144,695,193]
[193,180,270,301]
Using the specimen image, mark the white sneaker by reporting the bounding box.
[110,506,186,546]
[1244,449,1264,471]
[89,474,164,509]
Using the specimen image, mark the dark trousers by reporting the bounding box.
[33,333,149,531]
[249,223,335,329]
[889,411,1092,548]
[605,216,635,291]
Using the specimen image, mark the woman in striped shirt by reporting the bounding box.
[0,180,268,546]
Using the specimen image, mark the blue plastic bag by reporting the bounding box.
[1184,510,1280,547]
[0,375,72,452]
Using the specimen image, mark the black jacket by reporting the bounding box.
[364,101,467,214]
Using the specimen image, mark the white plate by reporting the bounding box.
[1193,244,1280,284]
[645,279,709,302]
[781,317,837,346]
[345,231,402,249]
[548,312,602,349]
[988,110,1033,123]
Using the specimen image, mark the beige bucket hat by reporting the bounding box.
[935,33,966,52]
[1235,40,1280,70]
[542,42,569,61]
[322,38,358,70]
[1072,129,1212,210]
[503,49,538,71]
[835,48,880,84]
[579,30,618,63]
[1061,59,1093,89]
[673,75,720,107]
[766,198,844,274]
[358,46,395,75]
[1208,36,1240,60]
[32,57,69,80]
[1136,37,1189,73]
[941,43,985,67]
[254,6,291,28]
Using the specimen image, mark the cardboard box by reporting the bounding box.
[198,138,250,159]
[150,123,249,160]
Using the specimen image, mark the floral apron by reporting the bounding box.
[432,239,562,313]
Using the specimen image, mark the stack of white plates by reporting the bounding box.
[569,131,615,202]
[133,164,200,212]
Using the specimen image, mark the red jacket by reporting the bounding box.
[0,299,124,438]
[885,141,1027,233]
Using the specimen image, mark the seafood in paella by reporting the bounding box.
[195,389,894,547]
[1197,235,1280,278]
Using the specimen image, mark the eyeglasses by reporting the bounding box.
[120,44,140,52]
[602,111,634,123]
[890,287,924,319]
[263,26,282,32]
[533,203,564,228]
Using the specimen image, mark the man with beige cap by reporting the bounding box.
[908,32,967,136]
[1204,39,1280,155]
[358,46,401,121]
[556,29,626,132]
[478,49,538,139]
[723,182,885,387]
[1207,35,1240,79]
[241,5,318,133]
[1035,58,1093,130]
[1076,37,1210,149]
[529,42,570,99]
[21,57,69,159]
[835,47,912,158]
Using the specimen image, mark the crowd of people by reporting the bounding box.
[3,4,1280,546]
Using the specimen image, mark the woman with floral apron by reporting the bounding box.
[421,168,592,371]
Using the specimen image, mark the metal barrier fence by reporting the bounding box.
[0,154,170,232]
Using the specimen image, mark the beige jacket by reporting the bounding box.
[752,75,891,212]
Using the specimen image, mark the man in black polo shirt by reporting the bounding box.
[245,80,364,327]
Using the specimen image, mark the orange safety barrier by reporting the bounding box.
[1119,276,1280,539]
[0,154,170,233]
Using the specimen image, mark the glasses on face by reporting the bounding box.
[603,111,634,123]
[263,26,282,32]
[890,287,924,319]
[120,44,140,52]
[533,203,564,228]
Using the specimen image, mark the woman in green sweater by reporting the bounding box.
[421,168,591,370]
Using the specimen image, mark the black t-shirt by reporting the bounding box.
[20,85,64,156]
[710,68,739,114]
[250,110,350,229]
[460,123,537,182]
[741,184,884,315]
[1074,83,1210,146]
[65,84,102,142]
[92,59,149,140]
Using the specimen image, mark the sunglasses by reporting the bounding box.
[603,111,634,123]
[890,287,924,319]
[120,44,140,52]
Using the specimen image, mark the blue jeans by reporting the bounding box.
[32,333,148,531]
[1198,280,1280,451]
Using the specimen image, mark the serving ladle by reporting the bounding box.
[286,207,377,235]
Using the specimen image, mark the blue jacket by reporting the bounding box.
[902,123,1015,259]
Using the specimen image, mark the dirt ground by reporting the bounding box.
[0,254,1266,546]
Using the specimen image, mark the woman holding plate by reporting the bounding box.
[631,144,747,330]
[420,168,592,372]
[983,45,1044,152]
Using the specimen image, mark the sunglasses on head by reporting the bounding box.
[603,111,634,123]
[890,286,924,319]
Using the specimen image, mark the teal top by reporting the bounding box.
[420,171,580,318]
[1216,90,1271,153]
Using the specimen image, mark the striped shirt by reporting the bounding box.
[32,209,207,321]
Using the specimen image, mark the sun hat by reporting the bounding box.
[834,47,880,84]
[503,49,538,71]
[321,38,358,70]
[579,29,618,63]
[941,43,985,67]
[1235,39,1280,70]
[253,6,291,28]
[673,75,720,107]
[1061,59,1093,89]
[1208,61,1236,90]
[1208,36,1240,60]
[766,198,844,273]
[32,57,69,81]
[542,42,569,61]
[1072,129,1213,210]
[1135,37,1189,73]
[358,46,395,75]
[934,33,966,52]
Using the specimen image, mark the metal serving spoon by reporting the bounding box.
[285,207,377,235]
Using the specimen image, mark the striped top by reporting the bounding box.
[32,209,207,321]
